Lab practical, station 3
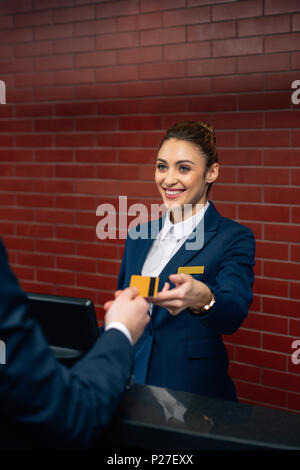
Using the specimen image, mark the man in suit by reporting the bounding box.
[0,239,149,449]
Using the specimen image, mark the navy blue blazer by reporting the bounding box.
[0,240,133,449]
[118,201,255,401]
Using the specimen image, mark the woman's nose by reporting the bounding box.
[164,169,177,186]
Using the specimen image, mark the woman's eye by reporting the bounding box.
[179,166,190,172]
[157,164,167,170]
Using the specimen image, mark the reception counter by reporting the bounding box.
[101,383,300,450]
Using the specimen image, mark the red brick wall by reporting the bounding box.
[0,0,300,413]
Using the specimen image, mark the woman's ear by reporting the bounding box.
[205,163,219,184]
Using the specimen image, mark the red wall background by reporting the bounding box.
[0,0,299,414]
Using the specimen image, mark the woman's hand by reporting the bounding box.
[146,273,213,316]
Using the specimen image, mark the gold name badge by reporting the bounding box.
[177,266,205,275]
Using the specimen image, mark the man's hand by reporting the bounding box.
[104,287,150,345]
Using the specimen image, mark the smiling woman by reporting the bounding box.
[111,121,256,402]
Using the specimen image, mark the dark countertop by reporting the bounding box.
[101,383,300,450]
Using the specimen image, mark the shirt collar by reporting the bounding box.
[160,201,210,241]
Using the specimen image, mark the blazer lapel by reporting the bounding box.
[157,201,221,289]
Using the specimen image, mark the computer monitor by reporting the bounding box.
[26,292,99,366]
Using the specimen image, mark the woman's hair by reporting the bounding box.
[158,121,219,194]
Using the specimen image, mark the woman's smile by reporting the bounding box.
[164,188,186,199]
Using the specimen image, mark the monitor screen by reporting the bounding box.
[26,292,99,366]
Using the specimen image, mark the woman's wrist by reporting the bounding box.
[190,283,215,315]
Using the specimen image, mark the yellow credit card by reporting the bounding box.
[130,275,159,297]
[177,266,204,275]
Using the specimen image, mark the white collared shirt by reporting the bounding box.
[142,201,210,278]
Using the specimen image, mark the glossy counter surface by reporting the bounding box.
[102,383,300,450]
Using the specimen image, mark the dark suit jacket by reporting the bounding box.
[0,240,133,449]
[118,201,255,401]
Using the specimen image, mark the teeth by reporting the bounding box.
[166,190,184,195]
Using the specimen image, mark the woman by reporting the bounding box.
[110,121,255,401]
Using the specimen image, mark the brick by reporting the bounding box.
[263,297,300,318]
[96,31,139,50]
[140,61,185,79]
[33,179,74,194]
[75,18,116,36]
[119,115,162,131]
[14,10,52,27]
[291,282,300,299]
[238,15,290,37]
[16,135,53,147]
[35,87,74,102]
[213,0,263,21]
[165,41,211,61]
[76,149,117,163]
[0,120,32,132]
[75,84,118,100]
[244,312,288,335]
[188,20,235,42]
[117,12,162,31]
[140,97,186,114]
[291,246,300,262]
[0,15,13,29]
[287,392,300,412]
[15,164,53,178]
[264,149,300,166]
[265,260,300,281]
[292,169,300,185]
[8,89,34,103]
[34,0,73,9]
[213,74,264,93]
[264,223,300,243]
[141,26,185,46]
[55,165,96,179]
[118,149,156,164]
[0,44,13,59]
[292,207,300,224]
[0,150,33,162]
[236,345,286,370]
[56,225,95,242]
[263,333,298,358]
[96,0,139,18]
[213,37,262,57]
[119,181,158,197]
[15,41,53,58]
[95,65,138,82]
[119,81,162,97]
[35,150,73,162]
[254,277,288,297]
[265,33,300,53]
[98,165,140,180]
[0,205,34,221]
[56,195,97,211]
[76,117,117,131]
[238,168,289,185]
[17,193,54,208]
[212,131,237,148]
[213,184,261,202]
[265,0,300,14]
[118,46,162,65]
[293,130,300,146]
[17,252,54,268]
[16,223,54,238]
[54,69,94,85]
[14,72,52,88]
[164,78,211,96]
[141,132,164,148]
[0,135,13,146]
[54,5,95,23]
[239,203,289,223]
[35,119,73,133]
[34,23,74,41]
[97,133,140,147]
[141,0,185,12]
[97,260,121,276]
[238,130,289,147]
[53,37,94,54]
[214,112,263,129]
[239,92,290,111]
[189,95,236,112]
[228,328,261,348]
[188,57,235,77]
[266,110,300,128]
[266,71,300,91]
[35,54,74,71]
[0,28,32,44]
[57,256,96,273]
[37,269,76,286]
[77,273,116,291]
[77,241,118,259]
[0,58,32,74]
[293,13,300,31]
[264,187,300,205]
[56,102,97,116]
[290,320,300,337]
[163,6,210,26]
[36,212,75,227]
[55,134,96,147]
[237,53,290,73]
[76,180,118,196]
